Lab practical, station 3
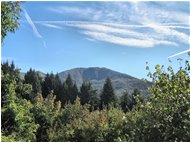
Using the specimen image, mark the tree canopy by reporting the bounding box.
[1,1,22,43]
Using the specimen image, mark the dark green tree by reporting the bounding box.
[79,81,92,105]
[24,68,42,101]
[42,73,62,99]
[88,89,100,110]
[100,78,118,108]
[120,90,131,112]
[79,81,100,109]
[62,74,78,104]
[1,1,22,43]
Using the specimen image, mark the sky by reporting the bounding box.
[2,1,190,79]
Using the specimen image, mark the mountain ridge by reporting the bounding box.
[57,67,151,96]
[21,67,151,96]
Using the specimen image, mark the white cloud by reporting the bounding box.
[41,23,63,29]
[34,20,181,48]
[44,2,189,50]
[23,9,47,48]
[82,31,154,48]
[48,6,100,21]
[145,22,190,44]
[82,31,177,48]
[49,6,94,14]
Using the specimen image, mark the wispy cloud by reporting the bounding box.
[49,6,94,14]
[42,2,190,50]
[35,21,180,47]
[82,31,178,48]
[48,6,101,21]
[23,8,47,48]
[41,23,63,29]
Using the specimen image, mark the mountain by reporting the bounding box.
[58,67,151,96]
[21,67,151,96]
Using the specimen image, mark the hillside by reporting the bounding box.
[21,67,151,96]
[58,67,151,96]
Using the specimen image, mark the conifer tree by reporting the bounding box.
[24,68,42,101]
[79,81,92,105]
[120,90,131,112]
[42,73,62,99]
[62,74,78,104]
[100,78,118,108]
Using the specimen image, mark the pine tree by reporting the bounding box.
[120,90,131,112]
[54,74,63,101]
[79,81,91,105]
[24,68,42,101]
[79,81,99,109]
[62,74,78,104]
[100,78,118,108]
[42,73,62,99]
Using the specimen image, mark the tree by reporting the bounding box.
[24,68,42,101]
[120,90,131,112]
[1,1,22,43]
[100,78,118,108]
[79,81,93,105]
[32,93,62,142]
[1,62,38,142]
[1,61,27,104]
[88,89,100,110]
[62,74,78,104]
[129,89,141,110]
[42,73,62,99]
[1,61,21,83]
[123,55,190,141]
[79,81,100,109]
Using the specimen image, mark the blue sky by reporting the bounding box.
[2,1,190,79]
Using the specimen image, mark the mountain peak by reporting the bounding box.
[58,67,150,96]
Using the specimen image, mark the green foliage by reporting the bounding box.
[62,74,79,104]
[1,1,22,43]
[47,97,125,142]
[120,90,131,112]
[123,57,190,141]
[79,81,92,105]
[1,62,38,142]
[100,78,118,108]
[42,73,62,99]
[24,68,42,101]
[32,93,62,142]
[79,81,100,109]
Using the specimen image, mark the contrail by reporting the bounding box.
[23,8,47,48]
[168,49,190,58]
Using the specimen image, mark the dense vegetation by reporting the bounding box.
[1,56,190,142]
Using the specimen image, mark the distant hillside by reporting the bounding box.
[58,67,151,96]
[21,67,151,96]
